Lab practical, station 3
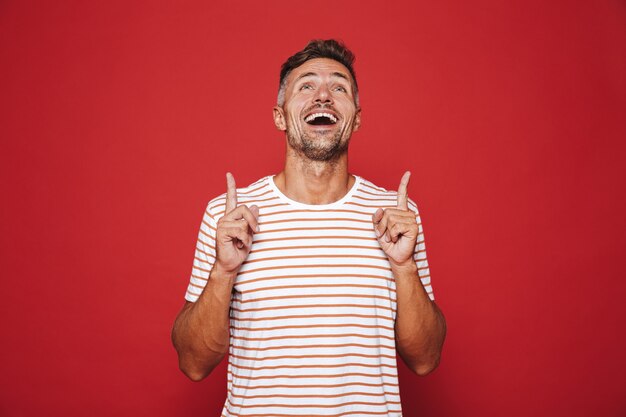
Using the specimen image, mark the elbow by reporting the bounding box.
[171,320,227,382]
[180,364,210,382]
[412,355,441,376]
[178,356,220,382]
[177,350,226,382]
[398,342,442,376]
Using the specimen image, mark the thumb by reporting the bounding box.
[372,208,383,224]
[250,204,260,219]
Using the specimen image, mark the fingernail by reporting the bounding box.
[256,225,260,232]
[375,229,380,237]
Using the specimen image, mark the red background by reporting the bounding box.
[1,1,625,416]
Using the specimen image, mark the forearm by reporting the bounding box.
[392,261,446,376]
[171,264,236,381]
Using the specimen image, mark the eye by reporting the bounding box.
[300,83,313,90]
[334,85,347,93]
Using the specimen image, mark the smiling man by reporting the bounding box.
[172,39,447,416]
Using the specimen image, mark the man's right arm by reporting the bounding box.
[171,173,259,381]
[171,264,237,381]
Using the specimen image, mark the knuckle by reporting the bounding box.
[217,221,231,231]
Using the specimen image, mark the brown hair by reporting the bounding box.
[277,39,359,105]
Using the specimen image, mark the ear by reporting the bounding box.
[273,106,286,131]
[352,107,362,132]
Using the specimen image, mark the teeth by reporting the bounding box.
[305,112,337,123]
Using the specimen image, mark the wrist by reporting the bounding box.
[390,259,418,275]
[211,261,239,283]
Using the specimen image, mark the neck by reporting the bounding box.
[274,148,354,205]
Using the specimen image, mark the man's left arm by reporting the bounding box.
[372,171,447,376]
[391,261,446,376]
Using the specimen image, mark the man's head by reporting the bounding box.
[277,39,359,107]
[273,39,361,162]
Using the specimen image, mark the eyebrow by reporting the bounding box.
[294,71,350,83]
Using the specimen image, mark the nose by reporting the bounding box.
[314,84,332,104]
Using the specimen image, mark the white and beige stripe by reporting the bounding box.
[185,175,434,416]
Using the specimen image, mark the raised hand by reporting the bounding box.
[372,171,419,267]
[214,172,260,275]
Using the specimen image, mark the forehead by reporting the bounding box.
[286,58,353,85]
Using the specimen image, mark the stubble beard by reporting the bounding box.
[286,127,350,162]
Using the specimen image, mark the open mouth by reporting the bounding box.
[304,112,338,126]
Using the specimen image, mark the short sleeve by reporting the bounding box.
[408,198,435,301]
[184,205,218,302]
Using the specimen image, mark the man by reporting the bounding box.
[172,39,446,416]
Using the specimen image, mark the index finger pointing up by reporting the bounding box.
[225,172,237,213]
[397,171,411,210]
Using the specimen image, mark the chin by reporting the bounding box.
[301,143,350,162]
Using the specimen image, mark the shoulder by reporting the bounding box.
[355,175,420,214]
[356,176,394,196]
[205,175,272,220]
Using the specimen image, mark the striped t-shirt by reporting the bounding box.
[185,174,434,417]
